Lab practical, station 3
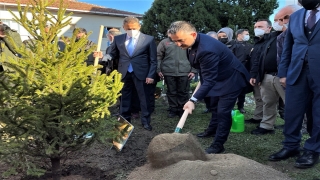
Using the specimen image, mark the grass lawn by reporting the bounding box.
[151,93,320,180]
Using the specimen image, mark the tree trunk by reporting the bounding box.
[51,157,61,180]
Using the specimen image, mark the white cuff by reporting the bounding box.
[190,96,198,102]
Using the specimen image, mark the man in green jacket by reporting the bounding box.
[0,23,23,72]
[157,37,197,117]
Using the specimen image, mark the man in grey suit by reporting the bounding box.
[109,16,157,131]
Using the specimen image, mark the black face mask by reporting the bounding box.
[218,37,228,44]
[299,0,320,10]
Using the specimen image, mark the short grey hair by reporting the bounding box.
[108,28,122,36]
[123,16,140,25]
[206,31,217,36]
[167,21,196,35]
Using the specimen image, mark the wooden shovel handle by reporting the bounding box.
[174,110,189,133]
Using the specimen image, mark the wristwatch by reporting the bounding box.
[189,97,198,103]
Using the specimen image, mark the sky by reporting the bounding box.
[78,0,298,22]
[78,0,154,14]
[270,0,286,22]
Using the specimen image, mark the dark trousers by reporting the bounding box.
[278,97,285,120]
[130,88,140,113]
[120,72,151,125]
[206,88,242,146]
[130,82,156,114]
[237,88,246,109]
[204,96,212,110]
[149,82,157,113]
[283,66,320,152]
[164,76,190,113]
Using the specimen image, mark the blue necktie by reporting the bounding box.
[127,37,134,72]
[127,37,135,56]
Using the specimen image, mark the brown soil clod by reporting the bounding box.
[147,133,208,168]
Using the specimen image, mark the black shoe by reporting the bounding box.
[269,148,300,161]
[168,111,177,118]
[206,144,225,154]
[238,107,246,114]
[142,124,152,131]
[202,109,210,114]
[295,150,319,168]
[197,130,216,138]
[251,127,274,135]
[245,118,262,124]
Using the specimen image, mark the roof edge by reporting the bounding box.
[0,2,143,18]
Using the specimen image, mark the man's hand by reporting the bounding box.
[93,51,103,58]
[250,78,260,86]
[188,72,195,80]
[0,31,5,38]
[158,72,164,79]
[146,78,154,84]
[279,77,286,88]
[183,101,195,114]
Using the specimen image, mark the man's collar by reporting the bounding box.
[190,33,199,50]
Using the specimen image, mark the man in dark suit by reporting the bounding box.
[109,16,157,131]
[167,21,250,154]
[269,0,320,168]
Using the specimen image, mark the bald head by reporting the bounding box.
[275,5,301,20]
[274,5,302,31]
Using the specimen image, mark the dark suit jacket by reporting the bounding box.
[109,33,157,80]
[189,33,250,99]
[278,8,320,87]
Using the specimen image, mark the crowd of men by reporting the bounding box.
[0,0,319,170]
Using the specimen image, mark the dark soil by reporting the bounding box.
[0,115,160,180]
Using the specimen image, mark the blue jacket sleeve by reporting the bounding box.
[193,51,219,100]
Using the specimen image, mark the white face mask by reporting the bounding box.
[126,30,139,38]
[272,21,283,31]
[243,35,250,41]
[283,23,288,29]
[254,28,265,37]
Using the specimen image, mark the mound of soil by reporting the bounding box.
[128,153,292,180]
[147,133,208,168]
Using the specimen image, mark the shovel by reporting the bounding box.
[174,81,201,133]
[174,109,190,133]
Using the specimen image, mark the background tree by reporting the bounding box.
[0,0,123,179]
[141,0,278,42]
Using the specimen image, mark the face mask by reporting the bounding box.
[272,21,283,31]
[218,37,228,44]
[283,23,289,29]
[126,30,139,37]
[300,0,320,10]
[243,35,250,41]
[254,28,265,37]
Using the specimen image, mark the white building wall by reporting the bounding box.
[67,13,125,51]
[0,5,126,51]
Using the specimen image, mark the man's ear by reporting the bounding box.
[191,32,197,39]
